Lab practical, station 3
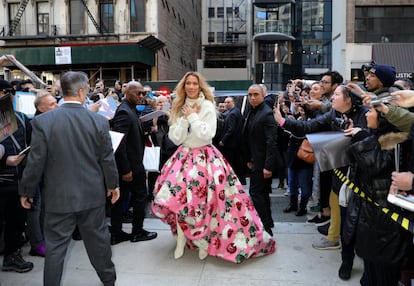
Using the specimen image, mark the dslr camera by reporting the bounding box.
[371,85,402,106]
[334,117,350,129]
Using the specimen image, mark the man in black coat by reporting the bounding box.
[218,96,246,184]
[110,81,157,245]
[243,84,280,236]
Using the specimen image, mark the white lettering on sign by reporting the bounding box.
[396,72,412,79]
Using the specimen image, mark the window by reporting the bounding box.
[226,7,233,17]
[130,0,145,32]
[70,0,84,34]
[208,7,215,18]
[208,32,215,43]
[302,2,325,32]
[8,3,22,35]
[226,32,233,42]
[37,2,49,35]
[204,47,247,68]
[100,0,114,33]
[355,6,414,43]
[217,7,224,18]
[217,32,224,43]
[258,42,290,64]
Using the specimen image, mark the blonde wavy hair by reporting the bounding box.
[169,71,215,124]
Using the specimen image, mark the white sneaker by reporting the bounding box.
[312,237,340,250]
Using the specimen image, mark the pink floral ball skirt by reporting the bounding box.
[152,144,276,263]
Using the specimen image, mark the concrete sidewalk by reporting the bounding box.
[0,218,363,286]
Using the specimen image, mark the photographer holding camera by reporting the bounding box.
[274,84,369,280]
[347,63,414,133]
[347,64,401,108]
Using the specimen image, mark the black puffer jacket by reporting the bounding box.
[343,130,410,264]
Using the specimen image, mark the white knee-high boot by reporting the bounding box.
[174,222,186,259]
[198,248,208,260]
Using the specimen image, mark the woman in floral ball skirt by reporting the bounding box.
[151,71,276,263]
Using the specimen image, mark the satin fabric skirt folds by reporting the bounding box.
[152,144,276,264]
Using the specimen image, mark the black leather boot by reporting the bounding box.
[295,197,309,216]
[283,195,298,213]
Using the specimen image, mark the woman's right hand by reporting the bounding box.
[273,101,284,124]
[346,83,365,96]
[391,90,414,108]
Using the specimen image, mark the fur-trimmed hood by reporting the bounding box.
[378,132,409,150]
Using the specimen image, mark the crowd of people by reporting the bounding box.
[1,51,414,285]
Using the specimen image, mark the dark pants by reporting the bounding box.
[276,150,288,183]
[221,147,246,184]
[111,171,148,234]
[249,170,274,229]
[361,259,401,286]
[319,170,332,210]
[0,191,26,256]
[340,206,355,263]
[147,171,159,200]
[44,206,115,286]
[26,187,44,248]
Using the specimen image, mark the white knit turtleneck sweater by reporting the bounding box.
[168,92,217,148]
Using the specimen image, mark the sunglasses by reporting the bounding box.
[134,91,146,96]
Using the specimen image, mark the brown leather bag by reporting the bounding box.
[297,139,315,164]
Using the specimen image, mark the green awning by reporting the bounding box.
[0,43,155,67]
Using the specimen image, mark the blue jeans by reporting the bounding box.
[288,167,313,199]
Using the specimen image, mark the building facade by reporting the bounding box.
[199,0,252,81]
[339,0,414,82]
[0,0,201,85]
[201,0,414,90]
[200,0,335,90]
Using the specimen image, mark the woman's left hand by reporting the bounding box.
[182,103,200,118]
[343,127,361,137]
[391,171,414,191]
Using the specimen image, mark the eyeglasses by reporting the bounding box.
[134,91,146,96]
[320,80,331,85]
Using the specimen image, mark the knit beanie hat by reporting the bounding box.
[369,64,396,87]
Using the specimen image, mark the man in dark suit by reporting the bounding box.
[19,71,120,286]
[218,96,246,184]
[110,81,157,244]
[243,84,280,236]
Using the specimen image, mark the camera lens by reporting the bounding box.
[334,118,349,129]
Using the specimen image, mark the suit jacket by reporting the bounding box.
[111,100,145,176]
[19,102,119,213]
[220,106,243,150]
[243,102,280,172]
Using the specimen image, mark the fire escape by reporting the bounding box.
[80,0,109,34]
[6,0,108,37]
[7,0,29,36]
[204,0,248,69]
